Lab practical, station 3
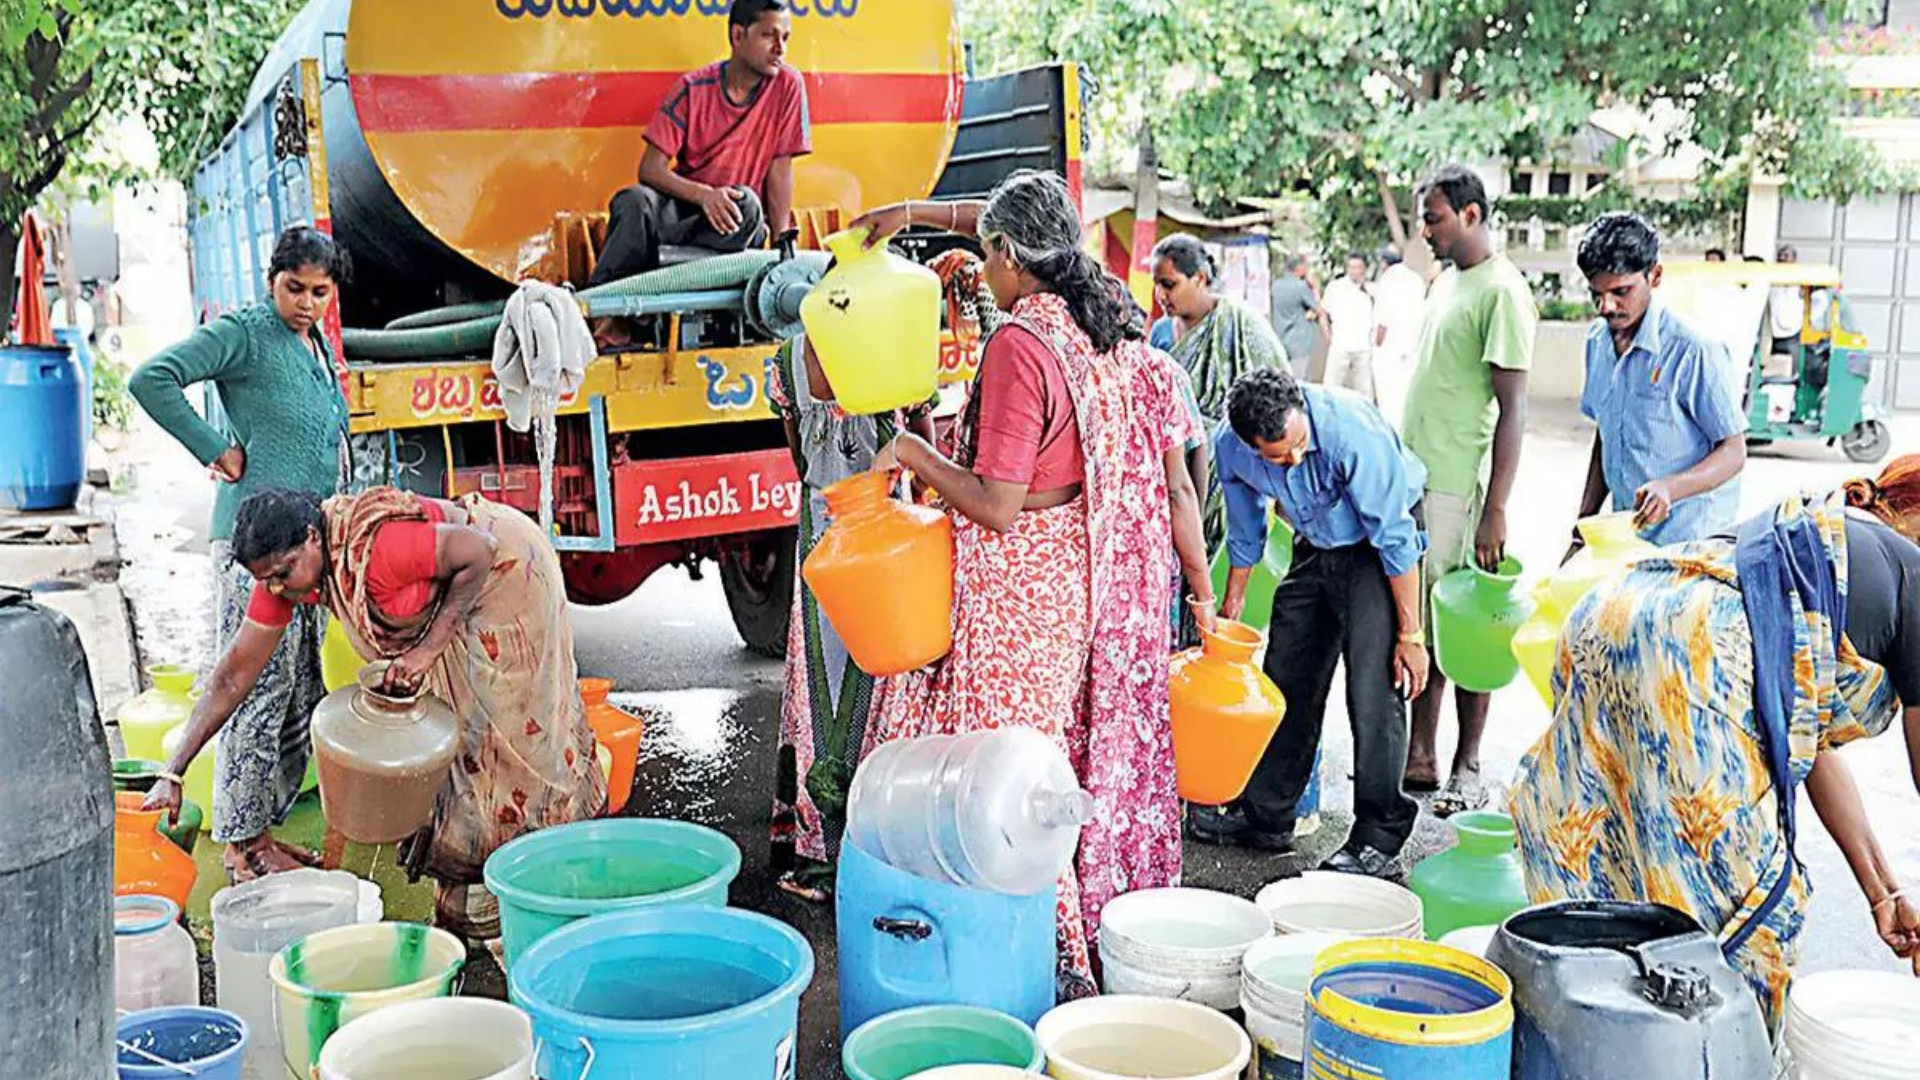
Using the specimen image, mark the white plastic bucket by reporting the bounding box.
[1437,925,1498,957]
[1240,933,1348,1080]
[1255,872,1423,938]
[318,997,533,1080]
[1096,887,1272,1010]
[356,880,384,923]
[1037,995,1250,1080]
[1785,970,1920,1080]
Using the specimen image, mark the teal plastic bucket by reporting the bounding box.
[1304,939,1512,1080]
[484,818,741,970]
[843,1005,1045,1080]
[510,905,814,1080]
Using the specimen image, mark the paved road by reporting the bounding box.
[113,407,1920,1080]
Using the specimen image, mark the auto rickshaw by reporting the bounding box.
[1660,261,1890,463]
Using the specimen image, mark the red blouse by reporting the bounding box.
[247,502,445,627]
[970,325,1084,491]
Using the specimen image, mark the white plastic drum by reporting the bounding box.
[318,997,533,1080]
[1240,933,1349,1078]
[1255,872,1423,938]
[1097,887,1272,1010]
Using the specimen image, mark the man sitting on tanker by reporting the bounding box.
[587,0,811,311]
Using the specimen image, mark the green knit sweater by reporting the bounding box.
[131,304,348,541]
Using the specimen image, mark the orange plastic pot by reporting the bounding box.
[580,677,642,816]
[1169,620,1287,805]
[802,472,954,677]
[113,792,198,912]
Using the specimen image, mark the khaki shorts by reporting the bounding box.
[1421,487,1484,623]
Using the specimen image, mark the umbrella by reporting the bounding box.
[12,210,53,346]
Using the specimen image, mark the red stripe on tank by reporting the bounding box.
[351,70,960,132]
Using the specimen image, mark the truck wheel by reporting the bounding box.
[1842,420,1890,464]
[719,530,795,660]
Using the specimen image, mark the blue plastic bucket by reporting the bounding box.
[836,839,1055,1038]
[116,1006,249,1080]
[1304,939,1512,1080]
[484,818,741,970]
[0,343,85,511]
[510,905,814,1080]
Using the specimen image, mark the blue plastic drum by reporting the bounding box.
[0,343,85,510]
[1305,939,1512,1080]
[836,838,1056,1039]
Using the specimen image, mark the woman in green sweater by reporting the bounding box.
[131,226,351,881]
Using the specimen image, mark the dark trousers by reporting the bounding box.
[587,184,768,286]
[1236,536,1418,854]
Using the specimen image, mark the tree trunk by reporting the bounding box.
[1377,170,1437,277]
[0,217,18,342]
[49,199,81,329]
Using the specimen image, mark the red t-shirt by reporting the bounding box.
[247,503,445,628]
[970,325,1084,491]
[644,63,812,199]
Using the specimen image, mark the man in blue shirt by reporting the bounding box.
[1189,367,1429,877]
[1573,212,1746,549]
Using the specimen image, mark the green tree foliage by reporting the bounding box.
[2,0,291,325]
[962,0,1886,254]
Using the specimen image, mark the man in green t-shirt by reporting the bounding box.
[1399,164,1536,816]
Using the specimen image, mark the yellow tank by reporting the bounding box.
[296,0,961,287]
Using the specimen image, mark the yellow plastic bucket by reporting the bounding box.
[1305,939,1512,1080]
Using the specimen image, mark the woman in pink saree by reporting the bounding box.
[854,171,1213,998]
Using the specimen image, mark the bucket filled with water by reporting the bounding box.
[510,905,815,1080]
[116,1006,249,1080]
[1096,887,1272,1010]
[1255,872,1423,938]
[1240,932,1350,1080]
[484,818,742,970]
[268,922,467,1078]
[1304,939,1511,1080]
[318,997,535,1080]
[842,1005,1045,1080]
[1786,970,1920,1080]
[1036,994,1250,1080]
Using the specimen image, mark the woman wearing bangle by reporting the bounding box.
[850,172,1211,999]
[1511,457,1920,1028]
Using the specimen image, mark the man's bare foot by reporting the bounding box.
[1403,755,1441,794]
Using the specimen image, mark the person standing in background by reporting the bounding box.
[130,226,351,883]
[1372,244,1428,428]
[1769,244,1803,358]
[1571,212,1746,548]
[1322,252,1378,401]
[1269,255,1324,380]
[1399,164,1534,817]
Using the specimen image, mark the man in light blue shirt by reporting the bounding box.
[1574,212,1746,549]
[1189,367,1428,878]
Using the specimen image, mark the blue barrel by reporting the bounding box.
[484,818,742,971]
[1305,939,1512,1080]
[510,905,814,1080]
[836,839,1056,1039]
[0,343,85,510]
[116,1007,249,1080]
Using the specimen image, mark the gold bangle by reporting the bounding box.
[1398,630,1427,647]
[1873,887,1911,912]
[156,770,186,787]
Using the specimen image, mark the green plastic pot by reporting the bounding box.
[1409,810,1531,941]
[111,758,203,855]
[1209,517,1294,633]
[1431,556,1533,693]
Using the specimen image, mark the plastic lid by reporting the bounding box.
[115,895,181,937]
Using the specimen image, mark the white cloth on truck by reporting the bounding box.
[491,280,591,532]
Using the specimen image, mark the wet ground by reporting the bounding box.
[110,408,1920,1080]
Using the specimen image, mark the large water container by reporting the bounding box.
[0,343,86,510]
[836,839,1055,1039]
[846,728,1093,895]
[1486,901,1772,1080]
[0,587,114,1078]
[211,868,362,1080]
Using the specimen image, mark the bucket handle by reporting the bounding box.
[535,1034,596,1080]
[873,916,933,942]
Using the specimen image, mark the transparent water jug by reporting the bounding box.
[310,663,461,845]
[211,868,361,1080]
[114,895,198,1011]
[846,728,1094,895]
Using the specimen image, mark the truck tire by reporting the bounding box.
[720,530,795,660]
